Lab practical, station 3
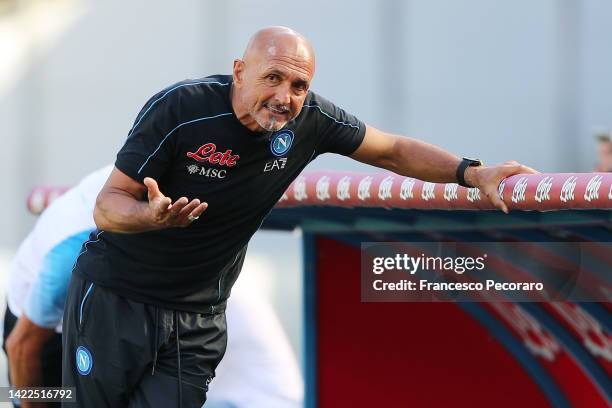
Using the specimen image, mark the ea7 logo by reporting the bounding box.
[378,176,394,200]
[511,177,528,203]
[263,158,287,172]
[444,184,458,201]
[337,176,351,201]
[584,175,603,202]
[316,176,331,201]
[421,182,436,201]
[400,178,416,200]
[535,176,553,203]
[466,188,481,202]
[560,176,577,202]
[294,177,308,201]
[358,177,373,201]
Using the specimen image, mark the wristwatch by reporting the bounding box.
[456,157,483,188]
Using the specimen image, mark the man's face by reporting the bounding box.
[597,140,612,172]
[233,43,314,132]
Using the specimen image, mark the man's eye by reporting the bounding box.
[266,74,279,81]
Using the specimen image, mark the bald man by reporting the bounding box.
[62,27,534,407]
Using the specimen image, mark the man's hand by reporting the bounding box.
[94,167,209,233]
[143,177,208,228]
[465,160,538,213]
[5,315,55,408]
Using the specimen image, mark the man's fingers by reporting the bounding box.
[144,177,163,198]
[177,199,201,218]
[188,202,208,220]
[153,197,172,216]
[518,164,539,174]
[168,197,189,217]
[486,189,509,214]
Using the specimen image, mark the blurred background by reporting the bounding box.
[1,0,612,397]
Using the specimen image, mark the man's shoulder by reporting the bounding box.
[143,75,232,115]
[161,74,231,100]
[302,90,337,112]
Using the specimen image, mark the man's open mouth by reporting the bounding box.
[264,103,289,116]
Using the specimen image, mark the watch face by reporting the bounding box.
[463,157,483,166]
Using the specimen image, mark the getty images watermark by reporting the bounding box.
[361,242,612,302]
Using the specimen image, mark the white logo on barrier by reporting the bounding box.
[511,177,529,203]
[421,182,436,201]
[294,177,308,201]
[444,184,459,201]
[358,176,373,201]
[491,303,559,361]
[584,175,603,202]
[609,183,612,200]
[551,303,612,362]
[560,176,578,202]
[378,176,394,200]
[400,178,416,200]
[316,176,331,201]
[498,180,506,201]
[535,176,553,203]
[467,187,481,202]
[337,176,351,201]
[279,192,288,202]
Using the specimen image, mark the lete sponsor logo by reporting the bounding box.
[560,176,577,202]
[316,176,331,201]
[511,177,529,203]
[337,176,351,201]
[294,176,308,201]
[466,187,481,202]
[358,176,373,201]
[535,176,553,203]
[187,143,240,167]
[550,303,612,362]
[498,180,506,201]
[421,182,436,201]
[491,303,559,362]
[400,178,416,200]
[444,183,459,201]
[378,176,394,200]
[584,175,603,202]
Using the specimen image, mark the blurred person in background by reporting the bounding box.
[595,130,612,172]
[3,166,302,408]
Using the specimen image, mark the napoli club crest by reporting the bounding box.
[270,130,294,157]
[76,346,93,375]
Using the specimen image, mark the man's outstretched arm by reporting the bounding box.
[350,124,537,213]
[93,167,208,233]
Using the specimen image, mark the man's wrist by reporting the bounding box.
[456,157,483,187]
[463,166,480,188]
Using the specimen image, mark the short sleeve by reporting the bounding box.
[308,93,366,157]
[115,90,179,183]
[25,230,91,328]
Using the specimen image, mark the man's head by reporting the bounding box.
[595,131,612,172]
[231,26,315,132]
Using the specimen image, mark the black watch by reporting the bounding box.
[456,157,483,188]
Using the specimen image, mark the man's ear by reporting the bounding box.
[233,59,245,87]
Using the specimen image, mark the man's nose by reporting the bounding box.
[274,83,291,106]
